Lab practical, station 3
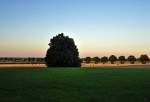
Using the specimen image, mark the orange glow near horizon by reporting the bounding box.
[0,48,150,58]
[0,42,150,58]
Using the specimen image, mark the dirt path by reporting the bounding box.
[0,63,150,68]
[0,64,46,68]
[82,63,150,68]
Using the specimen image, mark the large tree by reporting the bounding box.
[127,55,136,64]
[118,56,126,64]
[101,56,108,64]
[84,57,91,64]
[45,33,81,67]
[109,55,117,64]
[139,54,149,64]
[92,57,100,64]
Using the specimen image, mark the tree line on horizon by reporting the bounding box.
[81,54,150,64]
[0,57,45,64]
[0,54,149,65]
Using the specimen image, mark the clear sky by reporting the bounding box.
[0,0,150,58]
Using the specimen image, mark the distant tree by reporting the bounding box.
[139,54,149,64]
[92,57,100,64]
[127,55,136,64]
[109,55,117,64]
[101,56,108,64]
[35,58,45,64]
[80,58,84,63]
[9,58,13,62]
[31,58,35,64]
[45,33,81,67]
[36,58,42,63]
[4,58,8,62]
[118,56,126,64]
[23,58,27,63]
[84,57,91,64]
[28,57,32,64]
[41,58,45,63]
[0,58,3,62]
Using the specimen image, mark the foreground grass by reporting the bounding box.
[0,68,150,102]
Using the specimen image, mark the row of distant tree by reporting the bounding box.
[0,54,149,64]
[81,54,150,64]
[0,57,45,64]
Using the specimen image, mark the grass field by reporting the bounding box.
[0,67,150,102]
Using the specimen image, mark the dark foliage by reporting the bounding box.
[139,54,149,64]
[84,57,91,64]
[92,57,101,64]
[127,55,136,64]
[118,56,126,64]
[80,58,84,63]
[109,55,117,64]
[45,33,81,67]
[101,56,108,64]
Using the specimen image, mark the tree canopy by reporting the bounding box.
[118,56,126,64]
[92,57,100,64]
[139,54,149,64]
[45,33,81,67]
[127,55,136,64]
[101,56,108,64]
[109,55,117,64]
[84,57,91,64]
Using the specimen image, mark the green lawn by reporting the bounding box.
[0,67,150,102]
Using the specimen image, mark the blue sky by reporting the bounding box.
[0,0,150,57]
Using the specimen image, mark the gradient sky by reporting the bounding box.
[0,0,150,58]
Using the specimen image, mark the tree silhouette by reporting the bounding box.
[118,56,126,64]
[139,54,149,64]
[45,33,81,67]
[0,58,2,62]
[84,57,91,64]
[109,55,117,64]
[101,56,108,64]
[92,57,100,64]
[127,55,136,64]
[80,58,84,63]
